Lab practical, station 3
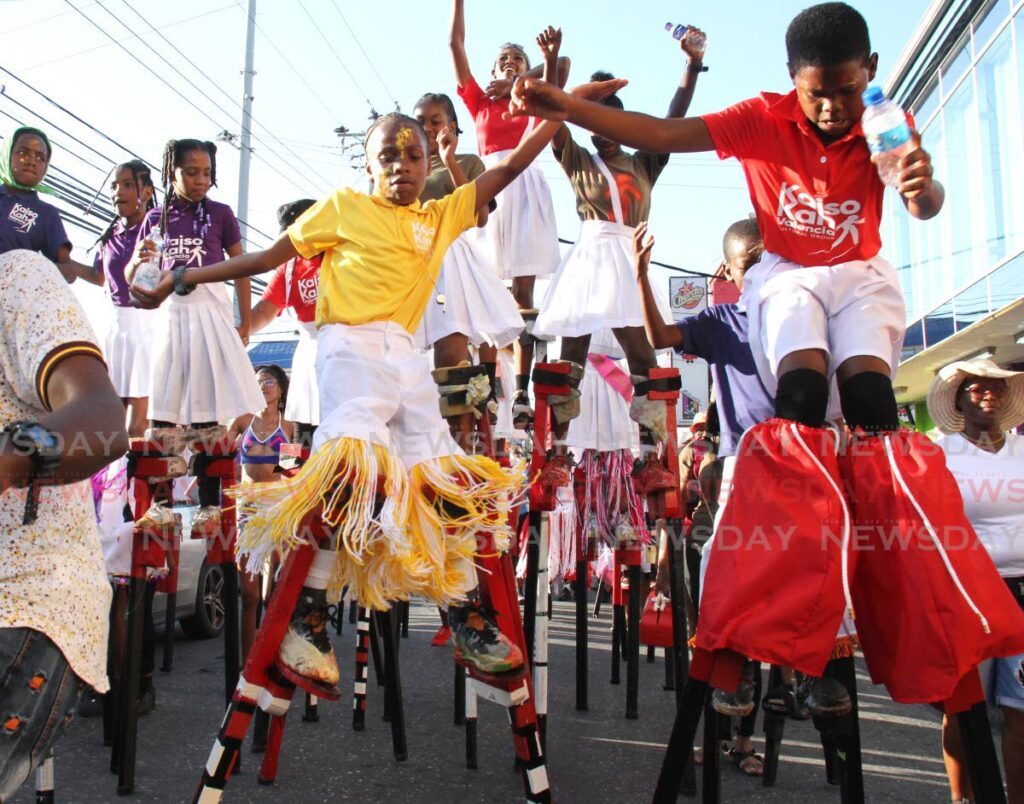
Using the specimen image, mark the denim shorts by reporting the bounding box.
[0,628,85,800]
[978,577,1024,712]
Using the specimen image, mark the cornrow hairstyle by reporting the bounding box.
[159,138,218,240]
[95,159,157,250]
[363,113,429,152]
[256,364,290,413]
[414,93,462,135]
[276,198,316,233]
[591,71,624,110]
[786,2,871,71]
[493,42,531,74]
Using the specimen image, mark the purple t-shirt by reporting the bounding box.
[137,196,241,271]
[0,185,72,262]
[94,220,141,307]
[674,303,774,457]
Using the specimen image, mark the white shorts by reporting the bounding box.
[314,321,459,467]
[742,252,906,396]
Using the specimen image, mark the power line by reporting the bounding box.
[61,0,322,200]
[112,0,334,195]
[555,237,716,278]
[295,0,379,116]
[0,87,275,245]
[328,1,400,109]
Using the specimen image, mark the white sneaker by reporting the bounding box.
[629,392,667,444]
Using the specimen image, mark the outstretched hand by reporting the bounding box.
[633,221,654,279]
[506,76,628,120]
[130,271,175,309]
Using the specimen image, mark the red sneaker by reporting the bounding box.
[431,624,452,647]
[539,453,571,489]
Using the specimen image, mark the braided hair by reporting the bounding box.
[94,159,157,250]
[256,364,289,413]
[363,113,429,152]
[413,93,462,135]
[159,139,217,240]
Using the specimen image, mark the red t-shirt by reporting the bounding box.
[702,91,887,267]
[457,76,530,156]
[261,254,322,323]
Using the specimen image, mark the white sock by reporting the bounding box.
[305,547,336,591]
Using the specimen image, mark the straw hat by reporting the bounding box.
[925,358,1024,434]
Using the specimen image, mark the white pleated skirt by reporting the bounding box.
[566,361,640,453]
[536,220,649,339]
[284,322,320,425]
[149,296,265,424]
[105,305,159,398]
[415,232,524,349]
[481,149,561,279]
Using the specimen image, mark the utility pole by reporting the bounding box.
[234,0,256,325]
[237,0,257,242]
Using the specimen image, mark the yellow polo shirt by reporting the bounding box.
[288,183,478,333]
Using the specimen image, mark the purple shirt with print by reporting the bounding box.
[94,220,141,307]
[0,185,72,262]
[136,196,241,271]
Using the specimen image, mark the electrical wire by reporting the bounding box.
[112,0,334,194]
[295,0,378,115]
[328,1,400,109]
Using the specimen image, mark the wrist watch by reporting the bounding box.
[4,421,61,525]
[173,266,195,296]
[687,61,709,74]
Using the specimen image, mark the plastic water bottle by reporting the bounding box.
[132,231,163,292]
[861,86,915,187]
[664,23,706,55]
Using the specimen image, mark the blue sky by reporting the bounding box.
[1,0,931,334]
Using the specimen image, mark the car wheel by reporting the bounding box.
[180,561,226,639]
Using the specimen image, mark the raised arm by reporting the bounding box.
[633,223,682,350]
[449,0,473,89]
[510,78,716,154]
[666,26,706,120]
[131,234,298,309]
[538,26,570,153]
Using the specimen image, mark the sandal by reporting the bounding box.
[728,747,764,777]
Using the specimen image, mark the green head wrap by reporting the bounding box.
[1,127,55,194]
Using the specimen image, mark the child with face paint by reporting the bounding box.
[508,3,1024,711]
[531,27,704,489]
[129,139,264,533]
[131,90,579,687]
[449,1,570,426]
[74,161,159,437]
[413,91,523,453]
[0,126,77,282]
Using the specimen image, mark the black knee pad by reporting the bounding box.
[839,371,898,433]
[774,368,829,427]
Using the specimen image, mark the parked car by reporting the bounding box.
[151,504,225,639]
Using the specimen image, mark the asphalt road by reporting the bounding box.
[12,597,965,803]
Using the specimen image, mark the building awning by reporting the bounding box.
[895,297,1024,404]
[247,340,298,372]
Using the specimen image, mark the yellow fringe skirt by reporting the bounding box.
[233,437,525,610]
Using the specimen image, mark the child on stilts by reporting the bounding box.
[131,95,583,685]
[507,2,1024,710]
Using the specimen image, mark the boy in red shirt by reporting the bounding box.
[508,2,1024,708]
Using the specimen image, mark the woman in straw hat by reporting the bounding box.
[928,357,1024,803]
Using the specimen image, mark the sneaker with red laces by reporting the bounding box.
[633,458,675,496]
[538,453,571,489]
[431,624,452,647]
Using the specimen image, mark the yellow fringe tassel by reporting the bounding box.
[232,440,526,612]
[408,453,527,606]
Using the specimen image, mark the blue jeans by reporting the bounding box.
[0,628,84,800]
